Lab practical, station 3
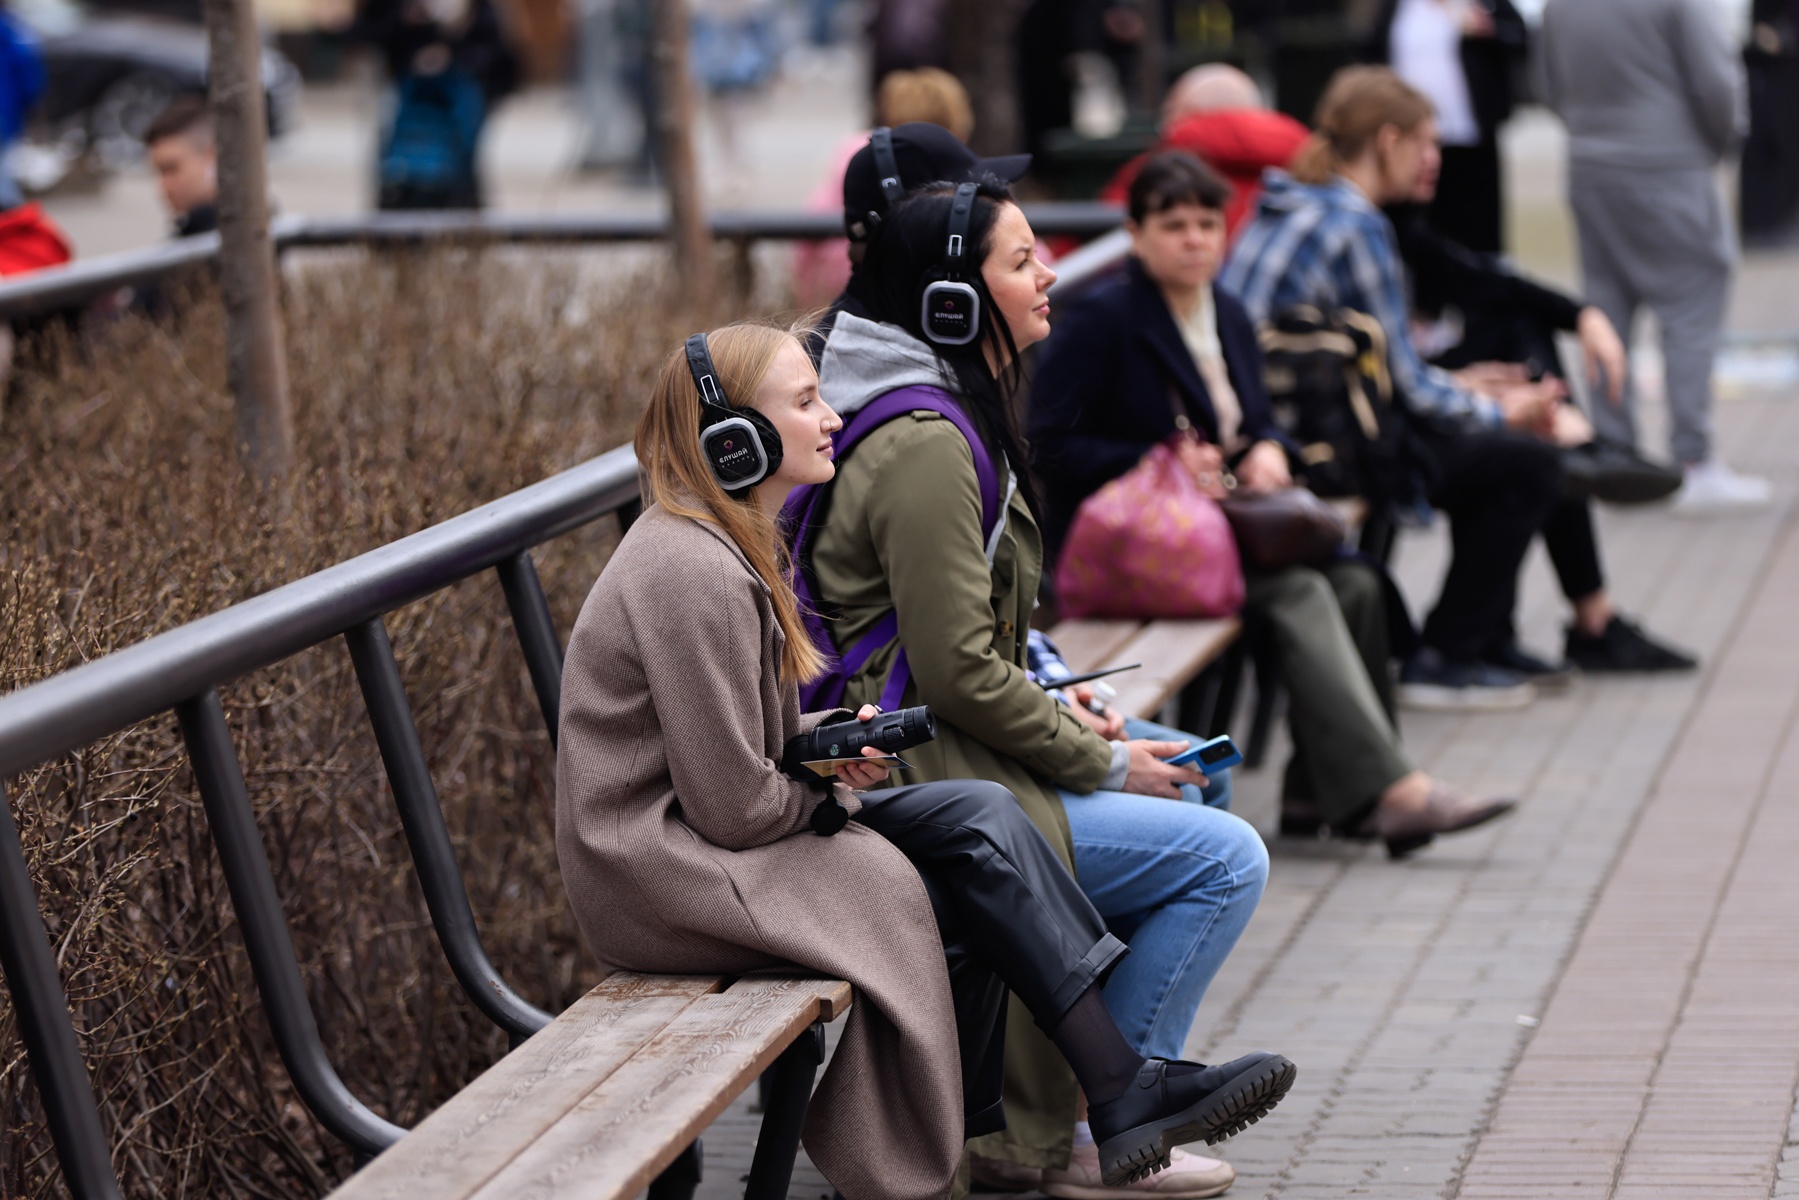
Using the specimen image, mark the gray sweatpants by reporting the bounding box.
[1569,162,1736,465]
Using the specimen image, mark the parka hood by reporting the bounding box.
[816,311,958,417]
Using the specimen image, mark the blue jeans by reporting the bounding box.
[1058,764,1267,1059]
[1123,717,1233,811]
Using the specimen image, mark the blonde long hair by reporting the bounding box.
[1290,66,1435,185]
[635,321,826,684]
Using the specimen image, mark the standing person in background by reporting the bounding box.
[0,0,43,211]
[356,0,518,209]
[1537,0,1766,513]
[1100,64,1311,239]
[1366,0,1526,255]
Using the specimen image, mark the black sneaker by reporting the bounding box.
[1483,642,1580,693]
[1564,616,1698,673]
[1561,439,1684,505]
[1399,646,1537,711]
[1089,1054,1298,1186]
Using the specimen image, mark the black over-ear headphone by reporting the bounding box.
[871,126,905,208]
[919,182,982,347]
[847,126,907,241]
[686,333,783,491]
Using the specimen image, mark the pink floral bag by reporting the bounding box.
[1055,443,1245,620]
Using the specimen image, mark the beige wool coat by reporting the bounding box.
[555,502,968,1200]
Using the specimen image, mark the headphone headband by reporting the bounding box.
[685,333,731,412]
[870,126,904,208]
[943,181,977,280]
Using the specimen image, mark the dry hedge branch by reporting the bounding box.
[0,246,773,1198]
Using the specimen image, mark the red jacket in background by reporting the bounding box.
[0,203,72,277]
[1102,108,1311,237]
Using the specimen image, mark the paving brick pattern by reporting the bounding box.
[677,384,1798,1200]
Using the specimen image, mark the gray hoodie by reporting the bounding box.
[1537,0,1747,171]
[817,310,955,417]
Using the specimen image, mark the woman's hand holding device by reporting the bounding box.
[836,705,895,790]
[1122,739,1210,799]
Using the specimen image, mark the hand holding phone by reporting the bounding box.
[1164,735,1242,773]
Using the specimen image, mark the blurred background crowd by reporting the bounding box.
[0,0,1791,261]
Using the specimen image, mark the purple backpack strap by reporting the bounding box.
[785,386,1002,710]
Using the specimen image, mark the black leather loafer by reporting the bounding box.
[1089,1053,1298,1186]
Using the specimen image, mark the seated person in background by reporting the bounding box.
[558,320,1296,1199]
[806,120,1030,362]
[144,96,218,238]
[1221,67,1694,700]
[1101,64,1310,239]
[793,68,978,308]
[1382,149,1683,505]
[1030,150,1513,856]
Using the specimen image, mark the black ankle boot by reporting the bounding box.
[1088,1053,1297,1186]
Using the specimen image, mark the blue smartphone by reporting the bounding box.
[1165,735,1243,772]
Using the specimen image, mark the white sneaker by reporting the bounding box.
[1041,1143,1235,1198]
[1671,461,1772,514]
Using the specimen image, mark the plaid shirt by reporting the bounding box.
[1220,171,1502,430]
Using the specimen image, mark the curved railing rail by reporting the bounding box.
[0,201,1127,322]
[0,446,643,1197]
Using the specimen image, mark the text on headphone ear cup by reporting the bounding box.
[921,279,982,346]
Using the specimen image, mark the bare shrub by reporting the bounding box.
[0,247,766,1197]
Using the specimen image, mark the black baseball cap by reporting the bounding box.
[841,122,1031,241]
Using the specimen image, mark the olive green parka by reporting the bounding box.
[811,312,1121,1171]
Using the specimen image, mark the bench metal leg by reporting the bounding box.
[1182,638,1246,740]
[744,1022,826,1200]
[649,1138,703,1200]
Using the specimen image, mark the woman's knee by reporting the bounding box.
[1167,807,1269,896]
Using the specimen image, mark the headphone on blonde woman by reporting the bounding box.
[918,182,982,347]
[686,333,783,492]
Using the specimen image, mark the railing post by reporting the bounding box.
[496,551,565,747]
[344,617,553,1040]
[176,689,406,1156]
[0,782,122,1200]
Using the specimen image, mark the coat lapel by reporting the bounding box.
[1127,260,1221,443]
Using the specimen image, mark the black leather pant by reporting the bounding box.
[853,779,1128,1137]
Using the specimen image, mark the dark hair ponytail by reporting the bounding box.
[860,179,1043,524]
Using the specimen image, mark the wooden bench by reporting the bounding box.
[328,972,851,1200]
[1045,616,1244,734]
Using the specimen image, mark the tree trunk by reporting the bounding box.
[650,0,714,298]
[202,0,292,486]
[947,0,1025,158]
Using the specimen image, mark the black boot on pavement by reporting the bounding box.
[1089,1054,1297,1187]
[1564,615,1698,673]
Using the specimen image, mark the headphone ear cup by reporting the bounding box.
[740,406,785,479]
[920,278,982,346]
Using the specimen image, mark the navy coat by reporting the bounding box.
[1028,257,1290,553]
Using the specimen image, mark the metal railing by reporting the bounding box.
[0,201,1127,322]
[0,220,1137,1196]
[0,446,643,1198]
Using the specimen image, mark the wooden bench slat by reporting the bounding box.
[328,974,725,1200]
[1044,619,1142,674]
[466,976,851,1200]
[1102,618,1242,720]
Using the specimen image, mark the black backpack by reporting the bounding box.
[1258,305,1414,502]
